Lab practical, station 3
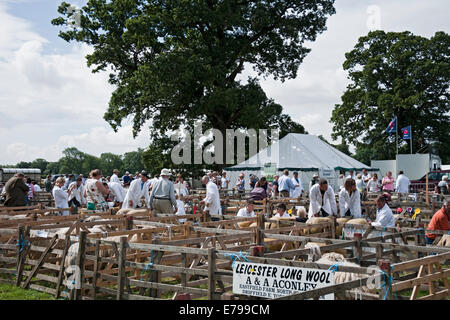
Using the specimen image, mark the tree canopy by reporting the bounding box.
[52,0,336,168]
[331,31,450,163]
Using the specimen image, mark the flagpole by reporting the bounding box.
[410,124,413,154]
[396,116,398,155]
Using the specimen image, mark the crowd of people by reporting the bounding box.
[1,167,448,236]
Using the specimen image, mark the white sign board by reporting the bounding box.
[232,261,334,299]
[319,167,335,178]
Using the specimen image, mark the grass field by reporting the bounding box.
[0,283,55,300]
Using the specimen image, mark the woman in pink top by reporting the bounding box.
[382,171,394,192]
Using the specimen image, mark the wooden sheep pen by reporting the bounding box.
[0,201,449,300]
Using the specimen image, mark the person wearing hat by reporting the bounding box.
[309,173,319,190]
[122,170,151,209]
[149,169,177,216]
[122,171,132,187]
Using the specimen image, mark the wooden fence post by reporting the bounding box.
[55,235,71,299]
[378,259,392,300]
[91,240,100,300]
[180,252,187,288]
[256,213,265,246]
[354,233,363,263]
[207,247,216,300]
[117,236,127,300]
[15,225,26,286]
[330,218,336,239]
[73,231,86,300]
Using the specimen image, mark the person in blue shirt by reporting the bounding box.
[277,170,296,197]
[122,171,132,187]
[235,173,245,194]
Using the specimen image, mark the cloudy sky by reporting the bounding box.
[0,0,449,164]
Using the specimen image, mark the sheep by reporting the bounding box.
[316,252,376,295]
[437,234,450,247]
[305,217,333,234]
[304,241,348,259]
[237,221,253,229]
[336,217,351,236]
[346,218,369,226]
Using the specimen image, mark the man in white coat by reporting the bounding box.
[339,178,361,218]
[308,179,338,218]
[370,195,395,227]
[290,171,303,199]
[110,169,120,183]
[200,175,221,217]
[122,171,151,209]
[395,171,410,194]
[108,181,126,206]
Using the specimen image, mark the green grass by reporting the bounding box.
[0,283,55,300]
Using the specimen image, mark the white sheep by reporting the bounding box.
[316,252,376,295]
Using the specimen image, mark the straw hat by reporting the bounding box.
[160,168,172,176]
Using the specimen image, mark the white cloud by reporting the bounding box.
[0,2,150,164]
[0,0,449,165]
[253,0,450,143]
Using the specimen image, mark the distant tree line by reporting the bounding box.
[1,147,145,178]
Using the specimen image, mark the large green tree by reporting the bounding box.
[99,152,123,176]
[331,31,450,163]
[52,0,335,168]
[121,149,145,174]
[59,147,86,174]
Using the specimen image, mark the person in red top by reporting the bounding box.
[425,200,450,245]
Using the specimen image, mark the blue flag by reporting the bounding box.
[402,126,411,140]
[385,117,397,134]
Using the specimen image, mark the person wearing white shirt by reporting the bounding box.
[273,203,290,218]
[355,174,364,194]
[309,173,319,191]
[370,195,395,227]
[52,177,69,216]
[237,199,255,217]
[367,174,381,193]
[290,171,303,198]
[33,181,42,192]
[174,174,189,196]
[339,178,361,218]
[346,170,356,181]
[149,175,160,191]
[108,181,126,205]
[200,176,221,216]
[122,172,151,209]
[110,169,120,183]
[395,171,410,194]
[221,172,230,190]
[68,178,84,211]
[308,179,338,218]
[361,169,371,185]
[175,196,187,223]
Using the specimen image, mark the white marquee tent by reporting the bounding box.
[224,133,375,192]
